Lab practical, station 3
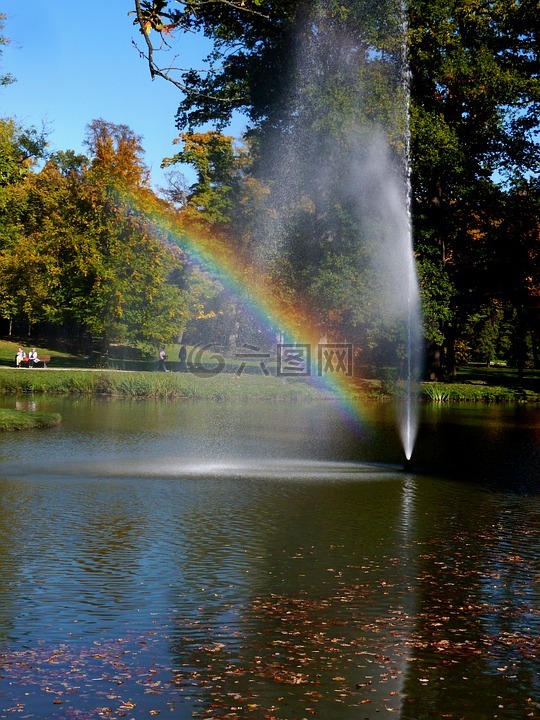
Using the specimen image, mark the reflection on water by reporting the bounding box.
[0,398,538,719]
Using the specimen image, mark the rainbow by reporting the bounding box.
[125,189,373,430]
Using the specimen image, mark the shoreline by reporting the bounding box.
[0,367,539,403]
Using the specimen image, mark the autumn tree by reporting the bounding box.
[0,118,49,334]
[0,119,189,352]
[133,0,540,374]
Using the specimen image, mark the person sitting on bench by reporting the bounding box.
[16,347,26,367]
[28,348,39,368]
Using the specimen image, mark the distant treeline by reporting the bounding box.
[1,1,539,379]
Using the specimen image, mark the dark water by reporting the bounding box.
[0,398,538,720]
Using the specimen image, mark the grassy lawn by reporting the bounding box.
[0,408,61,431]
[0,339,80,368]
[0,367,326,400]
[1,339,539,402]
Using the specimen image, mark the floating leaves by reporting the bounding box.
[1,524,538,719]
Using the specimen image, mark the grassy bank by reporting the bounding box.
[0,367,326,401]
[1,340,539,403]
[1,367,539,403]
[0,408,61,431]
[419,382,539,403]
[419,365,540,402]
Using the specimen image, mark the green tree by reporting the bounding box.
[163,131,238,225]
[132,0,404,132]
[133,0,540,376]
[409,0,540,375]
[0,13,15,87]
[0,117,48,186]
[0,119,189,351]
[135,0,413,359]
[163,130,270,348]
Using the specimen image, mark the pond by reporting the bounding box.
[0,397,538,720]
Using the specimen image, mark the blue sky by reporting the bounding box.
[1,0,238,189]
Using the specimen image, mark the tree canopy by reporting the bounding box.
[0,2,538,374]
[132,0,540,374]
[0,13,15,88]
[0,118,189,354]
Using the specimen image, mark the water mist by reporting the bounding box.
[255,0,422,463]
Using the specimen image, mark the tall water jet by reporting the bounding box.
[254,0,423,460]
[399,0,422,464]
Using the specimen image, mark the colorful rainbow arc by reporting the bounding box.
[127,191,371,430]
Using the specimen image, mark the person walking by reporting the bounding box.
[177,343,188,372]
[157,346,168,372]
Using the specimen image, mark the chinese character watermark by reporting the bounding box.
[187,343,226,377]
[317,343,353,376]
[183,342,354,378]
[235,344,271,376]
[277,344,312,377]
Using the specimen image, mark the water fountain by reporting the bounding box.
[1,8,539,720]
[252,1,422,466]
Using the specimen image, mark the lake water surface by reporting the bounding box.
[0,397,538,719]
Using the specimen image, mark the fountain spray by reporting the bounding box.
[399,0,422,471]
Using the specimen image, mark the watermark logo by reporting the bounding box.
[187,343,226,377]
[318,343,353,376]
[184,342,354,378]
[235,344,271,376]
[277,344,312,377]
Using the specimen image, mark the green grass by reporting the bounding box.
[2,339,540,402]
[419,382,535,403]
[0,339,79,368]
[0,367,326,401]
[0,408,61,431]
[423,365,540,402]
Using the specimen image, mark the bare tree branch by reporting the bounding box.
[132,0,251,105]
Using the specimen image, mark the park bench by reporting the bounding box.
[19,355,51,368]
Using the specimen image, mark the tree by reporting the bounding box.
[0,13,15,87]
[0,118,49,334]
[162,130,272,348]
[163,131,238,225]
[133,0,540,376]
[131,0,295,130]
[74,122,190,351]
[0,119,189,351]
[84,119,150,188]
[133,0,415,362]
[132,0,406,132]
[0,117,48,186]
[409,0,540,375]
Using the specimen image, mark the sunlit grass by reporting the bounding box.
[0,408,61,431]
[420,382,533,402]
[1,340,539,401]
[0,367,325,400]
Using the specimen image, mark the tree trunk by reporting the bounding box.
[445,326,457,379]
[426,342,443,381]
